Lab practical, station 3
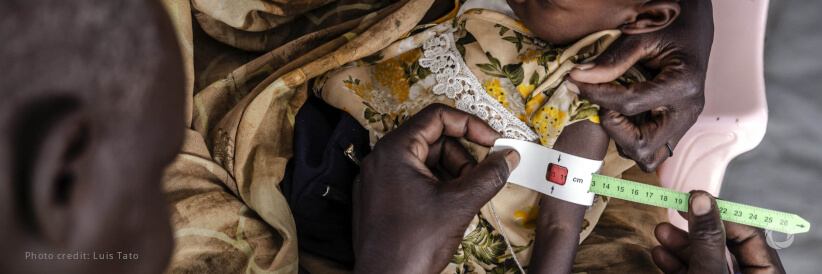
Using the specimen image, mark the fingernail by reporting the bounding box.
[505,150,520,171]
[565,82,580,94]
[692,193,712,216]
[575,63,596,70]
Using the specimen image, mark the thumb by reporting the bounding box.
[569,36,646,84]
[686,191,729,273]
[446,149,519,210]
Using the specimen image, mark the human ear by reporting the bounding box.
[12,96,91,246]
[621,0,680,35]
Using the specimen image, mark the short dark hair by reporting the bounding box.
[0,0,170,117]
[0,0,175,233]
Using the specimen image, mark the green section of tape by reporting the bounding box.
[589,174,810,234]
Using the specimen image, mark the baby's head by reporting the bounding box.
[0,0,184,273]
[507,0,680,45]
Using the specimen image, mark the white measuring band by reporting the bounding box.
[491,139,602,206]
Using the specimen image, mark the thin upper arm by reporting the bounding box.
[528,120,609,274]
[552,119,609,160]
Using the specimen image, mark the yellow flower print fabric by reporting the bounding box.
[514,206,539,230]
[456,9,643,148]
[315,24,455,141]
[314,9,644,274]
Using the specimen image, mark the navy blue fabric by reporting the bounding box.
[282,96,370,268]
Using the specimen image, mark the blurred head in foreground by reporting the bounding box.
[0,0,184,272]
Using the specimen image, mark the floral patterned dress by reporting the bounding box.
[315,9,644,274]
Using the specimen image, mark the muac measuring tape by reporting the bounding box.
[491,139,810,234]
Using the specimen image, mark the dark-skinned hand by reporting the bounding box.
[568,0,714,172]
[352,104,520,273]
[653,191,786,274]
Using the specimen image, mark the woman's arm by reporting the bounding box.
[568,0,713,172]
[528,120,609,274]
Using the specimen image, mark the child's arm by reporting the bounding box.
[528,120,610,274]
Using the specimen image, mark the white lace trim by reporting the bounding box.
[418,30,538,141]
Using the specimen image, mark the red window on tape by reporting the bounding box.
[547,163,568,185]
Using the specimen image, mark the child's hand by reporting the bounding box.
[567,0,714,172]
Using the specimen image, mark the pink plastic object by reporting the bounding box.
[656,0,770,230]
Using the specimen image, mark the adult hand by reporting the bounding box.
[652,191,786,273]
[568,0,714,172]
[352,104,520,273]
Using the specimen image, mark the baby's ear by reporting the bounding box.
[11,96,92,246]
[621,0,680,35]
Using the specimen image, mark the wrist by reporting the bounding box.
[537,196,587,231]
[528,197,588,274]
